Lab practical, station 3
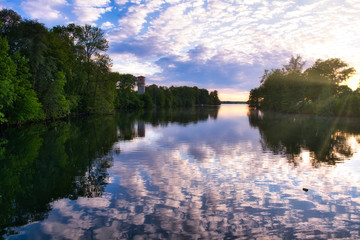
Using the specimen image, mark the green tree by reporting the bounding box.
[5,52,43,123]
[139,92,154,109]
[72,24,109,87]
[113,73,143,110]
[282,55,306,73]
[306,58,355,114]
[209,90,221,105]
[248,87,263,108]
[0,9,22,36]
[0,37,16,123]
[249,57,359,116]
[48,26,83,112]
[42,72,70,119]
[307,58,355,86]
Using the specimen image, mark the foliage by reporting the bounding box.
[0,36,16,123]
[5,52,43,123]
[0,117,117,234]
[42,71,70,119]
[146,85,221,108]
[0,37,43,124]
[248,56,359,116]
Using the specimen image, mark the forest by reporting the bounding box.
[248,56,360,116]
[0,9,220,125]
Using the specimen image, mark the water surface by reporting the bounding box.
[1,105,360,239]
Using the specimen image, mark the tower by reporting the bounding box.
[137,76,145,94]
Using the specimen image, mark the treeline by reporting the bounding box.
[115,76,221,110]
[0,9,220,125]
[248,56,360,116]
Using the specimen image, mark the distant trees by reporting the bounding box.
[0,9,221,125]
[248,56,359,116]
[146,85,221,109]
[115,83,221,111]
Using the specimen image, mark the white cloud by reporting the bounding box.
[115,0,128,6]
[109,0,360,66]
[115,0,164,39]
[73,0,111,24]
[21,0,68,21]
[102,0,360,94]
[111,53,161,76]
[101,21,115,29]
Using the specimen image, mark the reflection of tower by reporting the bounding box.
[137,76,145,94]
[137,121,145,137]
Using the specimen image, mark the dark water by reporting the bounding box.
[1,105,360,239]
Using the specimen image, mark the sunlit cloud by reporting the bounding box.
[111,53,161,76]
[21,0,68,21]
[73,0,112,24]
[105,0,360,98]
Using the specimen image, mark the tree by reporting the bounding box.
[73,24,109,64]
[114,73,137,91]
[0,9,22,35]
[209,90,221,105]
[71,24,110,112]
[283,55,306,73]
[0,37,43,124]
[249,57,359,116]
[6,52,43,123]
[306,58,356,113]
[42,72,70,119]
[0,37,16,123]
[140,93,154,109]
[248,87,263,108]
[113,73,143,110]
[307,58,355,85]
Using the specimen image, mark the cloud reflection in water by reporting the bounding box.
[12,105,360,239]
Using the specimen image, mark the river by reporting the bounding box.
[1,105,360,239]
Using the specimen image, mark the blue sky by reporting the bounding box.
[1,0,360,100]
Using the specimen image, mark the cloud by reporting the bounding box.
[152,51,267,89]
[111,53,161,76]
[115,0,164,40]
[115,0,128,6]
[104,0,360,95]
[21,0,68,21]
[73,0,111,24]
[109,36,163,57]
[101,21,115,29]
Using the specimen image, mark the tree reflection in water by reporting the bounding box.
[0,116,117,235]
[248,109,360,166]
[0,106,220,237]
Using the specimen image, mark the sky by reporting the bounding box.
[1,0,360,101]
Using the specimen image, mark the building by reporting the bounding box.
[137,76,145,94]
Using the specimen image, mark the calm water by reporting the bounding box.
[1,105,360,239]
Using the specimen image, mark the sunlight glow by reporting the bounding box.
[345,72,360,91]
[218,105,249,118]
[218,89,249,101]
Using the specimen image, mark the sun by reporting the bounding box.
[345,72,360,91]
